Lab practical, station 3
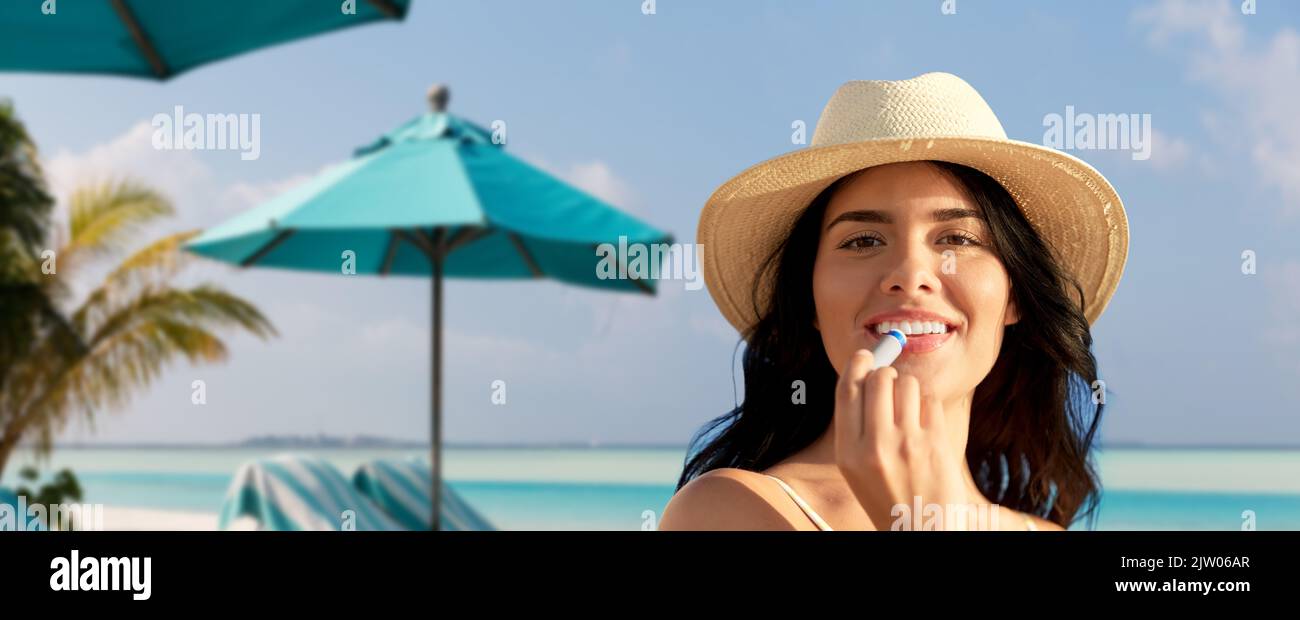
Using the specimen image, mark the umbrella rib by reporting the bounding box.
[398,228,437,261]
[445,226,493,255]
[626,275,654,295]
[592,243,655,295]
[507,233,544,278]
[240,230,294,267]
[365,0,404,18]
[380,229,401,276]
[110,0,170,79]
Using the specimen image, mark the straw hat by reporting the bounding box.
[698,72,1128,335]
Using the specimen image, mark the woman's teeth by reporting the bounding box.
[873,320,949,336]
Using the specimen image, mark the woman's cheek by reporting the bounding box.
[951,259,1012,375]
[812,262,860,376]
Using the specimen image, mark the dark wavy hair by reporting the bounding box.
[677,161,1104,528]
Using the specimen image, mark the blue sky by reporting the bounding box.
[3,0,1299,446]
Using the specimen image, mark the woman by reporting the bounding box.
[659,73,1129,531]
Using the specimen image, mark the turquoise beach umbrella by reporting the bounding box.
[187,86,673,530]
[0,0,409,80]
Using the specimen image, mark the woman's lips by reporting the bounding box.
[865,327,954,354]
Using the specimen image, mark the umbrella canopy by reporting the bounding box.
[187,87,673,529]
[188,108,669,290]
[0,0,409,80]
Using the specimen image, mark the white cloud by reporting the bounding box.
[565,160,637,211]
[44,121,214,224]
[521,153,641,215]
[221,172,314,214]
[42,121,330,230]
[1134,0,1300,215]
[1136,0,1245,50]
[1148,128,1192,172]
[1082,126,1196,174]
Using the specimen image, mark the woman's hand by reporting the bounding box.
[833,348,979,531]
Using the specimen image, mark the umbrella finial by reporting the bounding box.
[427,84,450,112]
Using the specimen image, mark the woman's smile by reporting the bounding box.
[863,309,961,355]
[863,321,957,354]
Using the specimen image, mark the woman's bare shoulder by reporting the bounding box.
[1028,513,1067,531]
[657,468,797,531]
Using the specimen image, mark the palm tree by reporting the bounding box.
[1,100,56,395]
[0,104,276,479]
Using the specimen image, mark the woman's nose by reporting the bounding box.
[878,241,943,296]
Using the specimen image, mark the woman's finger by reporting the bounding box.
[861,365,898,440]
[894,373,921,432]
[920,393,945,434]
[834,349,874,441]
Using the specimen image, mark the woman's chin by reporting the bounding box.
[891,355,945,376]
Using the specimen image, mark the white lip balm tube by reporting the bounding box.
[870,329,907,369]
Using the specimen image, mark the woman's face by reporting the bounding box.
[812,161,1018,404]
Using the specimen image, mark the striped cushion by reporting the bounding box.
[218,455,402,531]
[353,459,494,531]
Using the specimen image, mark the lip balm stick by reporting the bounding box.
[870,329,907,369]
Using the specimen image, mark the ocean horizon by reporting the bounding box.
[4,446,1298,531]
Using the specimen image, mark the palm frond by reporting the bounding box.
[11,285,276,453]
[74,230,201,335]
[62,180,173,269]
[108,229,201,288]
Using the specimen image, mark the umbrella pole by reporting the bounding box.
[431,229,445,532]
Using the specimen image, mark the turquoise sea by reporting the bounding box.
[3,447,1299,530]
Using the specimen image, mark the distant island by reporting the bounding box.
[234,434,425,449]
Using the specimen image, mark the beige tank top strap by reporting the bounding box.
[763,474,1040,531]
[763,474,834,531]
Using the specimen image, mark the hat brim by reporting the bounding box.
[697,136,1129,335]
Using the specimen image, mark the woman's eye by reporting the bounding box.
[938,233,982,247]
[837,234,883,250]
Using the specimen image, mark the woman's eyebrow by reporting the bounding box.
[932,207,984,222]
[825,207,984,230]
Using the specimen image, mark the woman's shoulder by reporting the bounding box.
[657,468,799,531]
[1024,513,1067,531]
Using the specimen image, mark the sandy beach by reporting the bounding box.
[97,506,222,531]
